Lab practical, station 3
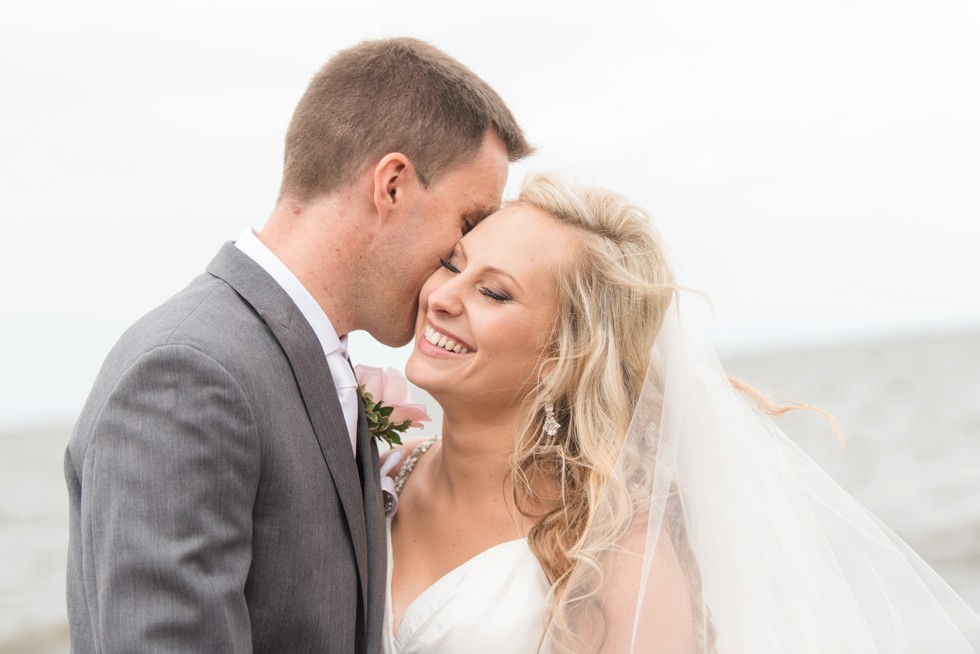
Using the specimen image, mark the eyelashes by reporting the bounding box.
[437,257,512,303]
[480,288,511,303]
[439,257,460,274]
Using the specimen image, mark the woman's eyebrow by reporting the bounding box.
[457,241,525,294]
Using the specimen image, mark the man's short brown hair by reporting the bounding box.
[280,37,532,200]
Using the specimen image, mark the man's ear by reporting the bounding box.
[372,153,415,221]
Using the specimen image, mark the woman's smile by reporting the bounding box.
[406,205,574,408]
[421,323,474,354]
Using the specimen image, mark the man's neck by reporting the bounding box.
[257,195,370,337]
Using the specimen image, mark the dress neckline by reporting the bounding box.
[386,527,530,645]
[385,437,531,643]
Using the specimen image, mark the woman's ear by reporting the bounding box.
[537,359,557,388]
[372,153,415,221]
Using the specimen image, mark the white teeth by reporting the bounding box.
[423,325,472,354]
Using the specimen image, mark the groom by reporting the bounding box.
[64,38,531,652]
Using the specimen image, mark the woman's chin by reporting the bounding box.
[405,353,446,397]
[407,337,474,393]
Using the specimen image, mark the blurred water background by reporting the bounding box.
[3,328,978,653]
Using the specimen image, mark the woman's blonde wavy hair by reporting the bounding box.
[507,174,677,628]
[507,174,838,652]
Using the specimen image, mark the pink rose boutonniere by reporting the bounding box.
[354,365,431,448]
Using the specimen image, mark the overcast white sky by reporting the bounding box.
[2,0,978,430]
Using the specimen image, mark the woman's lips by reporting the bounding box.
[421,322,475,355]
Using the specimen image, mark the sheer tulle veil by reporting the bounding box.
[540,298,980,653]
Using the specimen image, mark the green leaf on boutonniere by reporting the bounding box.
[358,385,418,448]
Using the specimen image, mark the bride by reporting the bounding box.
[381,174,980,653]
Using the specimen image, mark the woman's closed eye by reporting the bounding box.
[439,257,512,303]
[439,257,461,274]
[480,287,512,303]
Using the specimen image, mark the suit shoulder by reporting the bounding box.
[97,273,270,381]
[137,274,266,344]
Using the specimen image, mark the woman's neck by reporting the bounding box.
[428,407,521,508]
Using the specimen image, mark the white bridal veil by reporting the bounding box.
[541,301,980,653]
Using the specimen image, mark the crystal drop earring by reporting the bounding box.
[543,402,561,437]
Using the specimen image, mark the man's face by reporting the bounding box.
[371,132,510,347]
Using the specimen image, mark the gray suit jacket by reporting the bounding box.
[65,243,387,653]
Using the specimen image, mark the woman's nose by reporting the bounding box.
[425,274,465,317]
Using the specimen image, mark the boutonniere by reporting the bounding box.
[354,365,431,448]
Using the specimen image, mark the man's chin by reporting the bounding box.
[368,323,416,349]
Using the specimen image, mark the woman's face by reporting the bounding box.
[406,204,577,412]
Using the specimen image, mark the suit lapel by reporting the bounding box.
[270,322,369,608]
[356,401,387,652]
[205,242,369,610]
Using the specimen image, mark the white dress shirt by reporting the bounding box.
[235,228,359,454]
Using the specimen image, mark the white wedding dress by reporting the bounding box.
[381,316,980,654]
[382,440,551,654]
